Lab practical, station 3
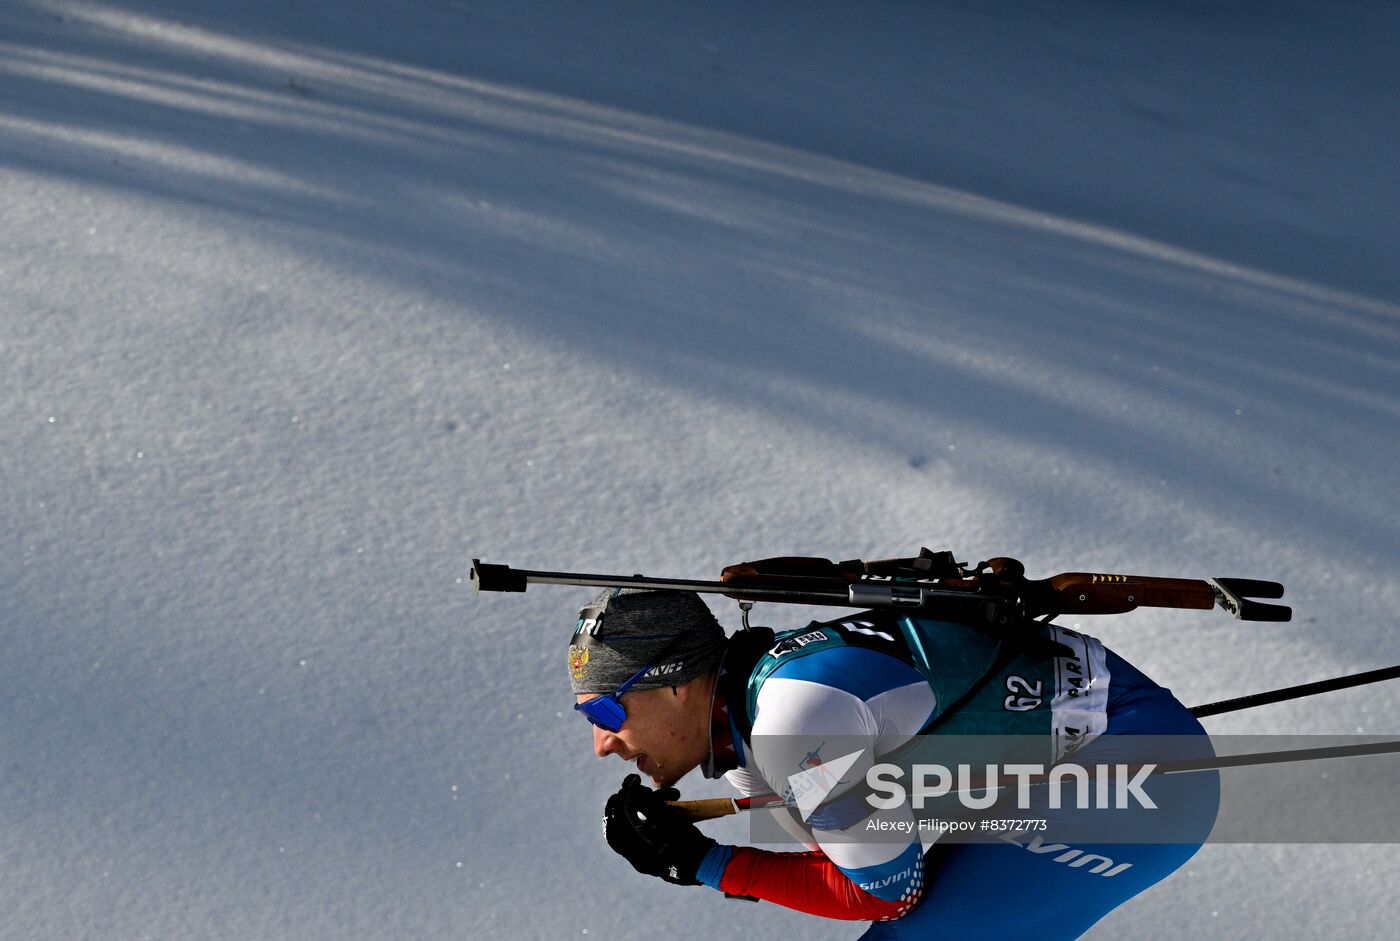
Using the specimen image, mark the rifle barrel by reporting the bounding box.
[470,560,1000,612]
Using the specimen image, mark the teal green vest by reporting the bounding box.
[743,612,1070,739]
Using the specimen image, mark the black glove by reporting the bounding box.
[602,773,718,886]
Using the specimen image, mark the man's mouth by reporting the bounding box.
[635,754,652,776]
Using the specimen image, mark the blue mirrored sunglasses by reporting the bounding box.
[573,656,658,733]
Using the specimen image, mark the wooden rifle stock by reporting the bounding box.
[1035,573,1217,616]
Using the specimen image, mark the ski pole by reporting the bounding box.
[670,669,1400,821]
[1190,664,1400,718]
[667,739,1400,822]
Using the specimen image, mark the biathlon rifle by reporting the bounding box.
[473,549,1400,823]
[470,547,1292,625]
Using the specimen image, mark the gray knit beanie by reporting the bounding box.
[567,588,728,695]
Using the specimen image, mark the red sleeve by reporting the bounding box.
[717,846,922,922]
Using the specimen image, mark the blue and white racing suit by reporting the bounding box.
[692,612,1219,939]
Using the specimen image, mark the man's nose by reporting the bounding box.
[593,723,621,758]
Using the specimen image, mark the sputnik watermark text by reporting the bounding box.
[866,762,1158,810]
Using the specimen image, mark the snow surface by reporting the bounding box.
[3,1,1398,938]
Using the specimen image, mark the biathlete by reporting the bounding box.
[569,588,1218,939]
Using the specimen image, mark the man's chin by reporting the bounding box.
[635,756,672,789]
[650,768,684,789]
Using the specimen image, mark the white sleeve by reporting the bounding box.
[746,677,924,889]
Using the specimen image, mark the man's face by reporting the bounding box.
[577,680,709,788]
